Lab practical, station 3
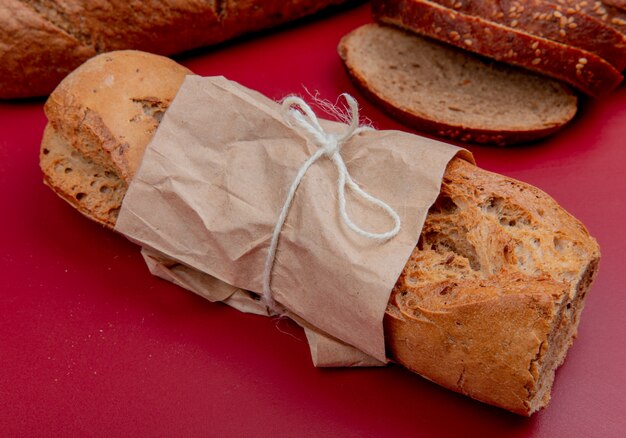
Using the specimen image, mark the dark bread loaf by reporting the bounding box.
[429,0,626,70]
[338,24,578,146]
[0,0,350,99]
[40,51,600,415]
[372,0,623,97]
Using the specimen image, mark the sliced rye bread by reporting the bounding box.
[429,0,626,70]
[40,50,600,415]
[338,24,578,146]
[372,0,623,97]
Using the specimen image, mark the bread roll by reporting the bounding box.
[40,51,600,415]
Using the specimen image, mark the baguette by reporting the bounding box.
[0,0,350,99]
[40,51,600,415]
[0,0,97,99]
[338,24,578,146]
[429,0,626,70]
[372,0,623,97]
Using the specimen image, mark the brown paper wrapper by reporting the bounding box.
[141,247,382,366]
[116,76,471,364]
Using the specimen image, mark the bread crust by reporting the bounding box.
[39,51,601,415]
[44,51,192,183]
[1,0,352,99]
[22,0,221,54]
[0,0,96,99]
[385,158,600,415]
[603,0,626,12]
[42,51,192,226]
[552,0,626,35]
[429,0,626,70]
[372,0,623,97]
[40,124,127,227]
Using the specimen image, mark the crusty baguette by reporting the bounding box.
[338,24,578,146]
[372,0,623,97]
[0,0,97,99]
[21,0,222,55]
[40,51,600,415]
[429,0,626,70]
[0,0,350,99]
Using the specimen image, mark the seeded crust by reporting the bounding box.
[552,0,626,36]
[602,0,626,12]
[40,51,600,415]
[430,0,626,70]
[339,24,578,146]
[372,0,623,97]
[1,0,350,99]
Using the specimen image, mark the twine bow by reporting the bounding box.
[261,94,401,313]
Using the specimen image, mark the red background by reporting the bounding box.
[1,3,625,436]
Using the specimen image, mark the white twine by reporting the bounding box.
[260,93,401,314]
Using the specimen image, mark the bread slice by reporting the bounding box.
[429,0,626,70]
[338,24,578,146]
[372,0,623,97]
[40,50,600,415]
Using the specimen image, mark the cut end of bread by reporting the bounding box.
[385,158,600,415]
[339,24,578,145]
[40,124,126,228]
[44,50,192,183]
[40,50,192,226]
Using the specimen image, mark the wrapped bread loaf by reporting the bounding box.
[40,51,600,415]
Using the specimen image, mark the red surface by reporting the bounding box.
[1,4,625,437]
